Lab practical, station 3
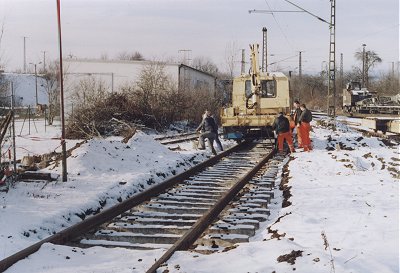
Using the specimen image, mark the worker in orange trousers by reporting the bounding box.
[298,104,313,152]
[272,112,295,153]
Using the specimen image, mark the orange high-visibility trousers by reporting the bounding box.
[277,131,295,152]
[296,126,302,148]
[299,122,311,151]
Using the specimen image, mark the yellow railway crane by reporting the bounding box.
[221,43,290,140]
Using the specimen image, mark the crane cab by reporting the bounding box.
[221,72,290,140]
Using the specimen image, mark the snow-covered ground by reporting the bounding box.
[0,119,220,259]
[1,117,399,273]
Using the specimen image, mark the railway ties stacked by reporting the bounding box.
[77,142,279,251]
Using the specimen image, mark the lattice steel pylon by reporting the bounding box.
[327,0,336,117]
[262,27,268,72]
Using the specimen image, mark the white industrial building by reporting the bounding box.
[63,59,217,113]
[1,59,217,115]
[63,59,216,92]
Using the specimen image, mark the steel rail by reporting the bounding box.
[154,132,196,141]
[160,133,224,145]
[0,141,248,273]
[145,146,276,273]
[160,135,199,145]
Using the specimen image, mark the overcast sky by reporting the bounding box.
[0,0,398,75]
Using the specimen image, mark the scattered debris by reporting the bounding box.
[277,250,303,265]
[280,158,293,208]
[362,152,373,159]
[17,172,57,182]
[321,231,336,273]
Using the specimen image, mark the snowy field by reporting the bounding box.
[0,117,399,273]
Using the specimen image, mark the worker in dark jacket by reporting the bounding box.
[199,111,223,152]
[272,112,295,153]
[196,110,217,155]
[298,104,312,152]
[211,116,224,152]
[293,100,303,148]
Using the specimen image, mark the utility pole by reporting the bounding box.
[10,82,17,176]
[34,64,38,105]
[42,51,47,72]
[362,44,366,87]
[241,49,246,74]
[262,27,268,72]
[392,62,395,78]
[392,61,395,92]
[298,51,302,79]
[397,61,400,92]
[365,51,369,88]
[56,0,67,182]
[327,0,336,117]
[340,53,343,91]
[23,36,28,73]
[30,62,42,105]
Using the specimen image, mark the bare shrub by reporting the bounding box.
[116,51,144,61]
[66,61,223,139]
[41,61,61,125]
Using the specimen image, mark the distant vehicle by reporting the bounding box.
[220,44,290,140]
[342,81,400,115]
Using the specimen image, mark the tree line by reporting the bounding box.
[0,46,398,139]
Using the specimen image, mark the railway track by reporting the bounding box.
[154,132,199,145]
[155,131,224,146]
[0,140,284,273]
[312,112,400,142]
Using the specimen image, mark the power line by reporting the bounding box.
[356,23,399,40]
[249,9,304,13]
[282,0,330,25]
[263,0,295,51]
[268,54,298,65]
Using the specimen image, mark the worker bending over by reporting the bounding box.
[272,112,295,154]
[196,110,217,155]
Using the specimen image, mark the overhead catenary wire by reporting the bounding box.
[268,54,298,65]
[282,0,331,25]
[263,0,295,51]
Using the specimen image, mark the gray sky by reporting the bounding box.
[0,0,398,75]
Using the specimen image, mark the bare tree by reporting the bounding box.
[370,71,399,96]
[40,61,60,125]
[354,49,382,87]
[224,41,239,78]
[192,56,219,75]
[0,20,5,69]
[116,51,145,61]
[0,73,8,108]
[71,76,108,107]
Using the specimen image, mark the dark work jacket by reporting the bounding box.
[197,116,218,133]
[299,109,312,124]
[294,108,302,125]
[272,115,290,134]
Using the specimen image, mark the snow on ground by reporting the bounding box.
[1,118,228,262]
[9,119,81,160]
[162,120,399,273]
[1,117,399,273]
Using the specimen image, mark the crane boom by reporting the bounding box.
[248,44,261,113]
